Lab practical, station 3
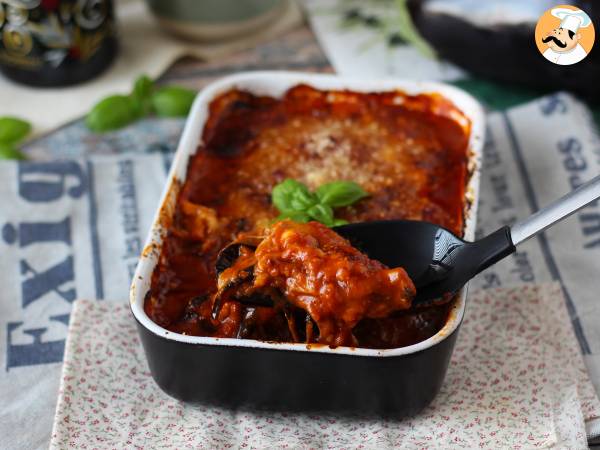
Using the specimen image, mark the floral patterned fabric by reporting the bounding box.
[50,283,600,449]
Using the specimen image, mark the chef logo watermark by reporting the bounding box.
[535,5,595,65]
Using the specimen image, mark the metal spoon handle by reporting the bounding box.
[510,174,600,245]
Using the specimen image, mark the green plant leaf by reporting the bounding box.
[271,179,368,227]
[0,143,27,160]
[306,204,334,226]
[131,75,154,117]
[316,181,368,207]
[151,86,196,117]
[276,211,311,223]
[290,188,318,211]
[332,218,349,227]
[132,75,153,100]
[0,117,31,144]
[272,179,313,213]
[394,0,436,59]
[85,95,138,132]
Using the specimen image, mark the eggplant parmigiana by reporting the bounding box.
[213,220,416,347]
[146,84,471,349]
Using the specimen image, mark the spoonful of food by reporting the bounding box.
[335,174,600,307]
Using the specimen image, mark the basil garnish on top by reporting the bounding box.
[272,179,368,227]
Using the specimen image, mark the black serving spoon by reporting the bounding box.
[334,174,600,306]
[215,174,600,311]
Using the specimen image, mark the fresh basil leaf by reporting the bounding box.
[86,95,138,132]
[0,117,31,144]
[151,86,196,117]
[307,204,334,226]
[272,179,312,213]
[332,218,349,227]
[131,75,154,117]
[132,75,153,99]
[290,188,318,211]
[272,179,368,227]
[394,0,436,59]
[316,181,368,207]
[0,143,27,160]
[276,211,311,223]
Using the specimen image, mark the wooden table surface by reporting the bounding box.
[158,26,334,90]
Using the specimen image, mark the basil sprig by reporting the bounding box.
[85,95,139,133]
[0,116,31,160]
[316,180,370,207]
[86,75,197,132]
[272,179,368,227]
[131,75,154,117]
[151,86,196,117]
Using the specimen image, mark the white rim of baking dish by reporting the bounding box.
[130,71,484,358]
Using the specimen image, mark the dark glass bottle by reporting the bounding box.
[0,0,117,87]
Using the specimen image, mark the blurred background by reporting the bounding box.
[0,0,598,148]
